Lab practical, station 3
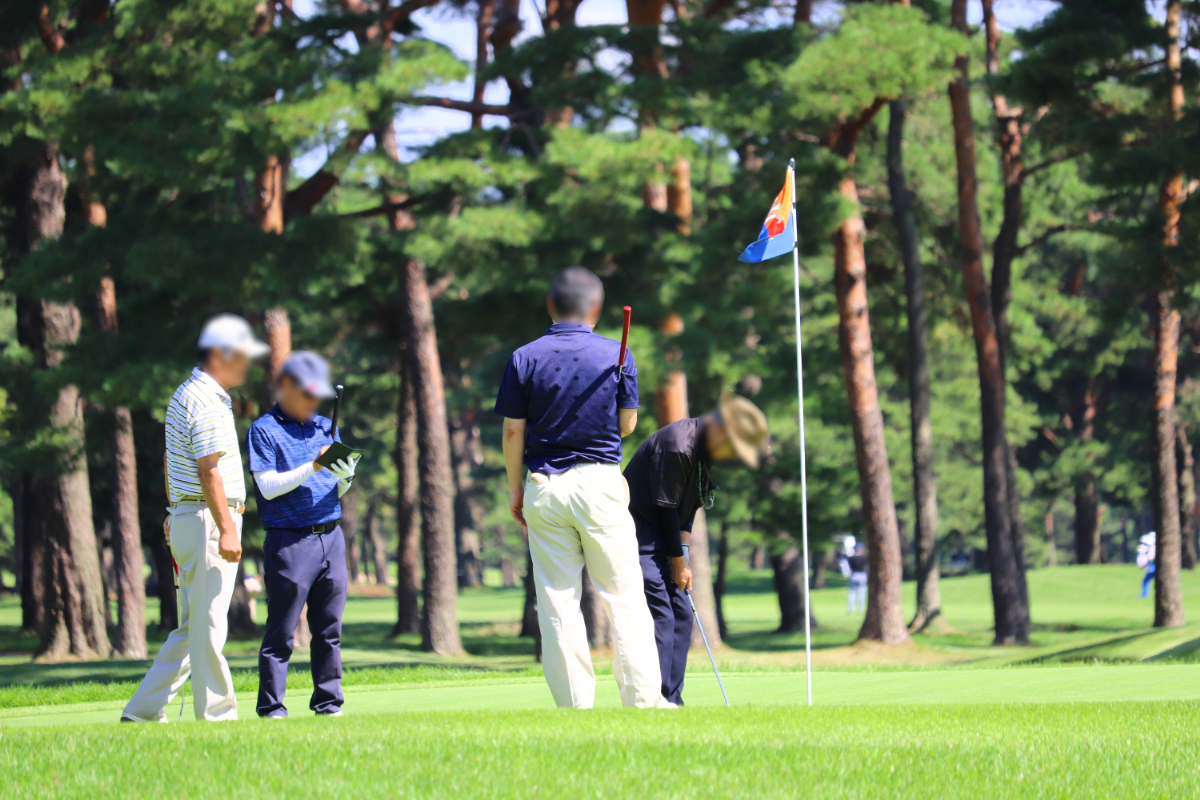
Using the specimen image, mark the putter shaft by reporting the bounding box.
[686,589,730,707]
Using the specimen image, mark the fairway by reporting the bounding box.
[5,566,1200,797]
[3,702,1198,799]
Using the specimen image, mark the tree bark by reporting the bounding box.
[887,100,941,633]
[832,166,908,645]
[399,259,463,655]
[342,486,363,582]
[263,306,291,403]
[983,0,1030,621]
[580,567,611,649]
[96,277,148,658]
[714,521,729,639]
[1179,426,1197,570]
[1072,378,1101,564]
[450,409,483,589]
[520,539,541,659]
[770,545,815,633]
[367,497,390,586]
[687,510,721,648]
[392,359,422,635]
[227,561,258,638]
[11,143,109,661]
[472,0,496,130]
[1152,0,1185,629]
[949,0,1028,643]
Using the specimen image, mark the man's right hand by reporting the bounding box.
[670,556,693,591]
[218,531,242,563]
[509,488,526,528]
[163,515,172,546]
[313,445,330,472]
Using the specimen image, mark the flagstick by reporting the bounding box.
[788,158,813,708]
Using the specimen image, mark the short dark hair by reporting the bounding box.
[197,347,213,367]
[548,266,604,320]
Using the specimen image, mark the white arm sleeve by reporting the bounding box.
[254,463,316,500]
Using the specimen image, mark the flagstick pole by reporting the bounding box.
[788,158,813,708]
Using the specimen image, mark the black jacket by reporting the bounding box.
[623,418,712,557]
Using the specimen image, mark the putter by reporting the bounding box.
[330,384,344,438]
[686,589,730,707]
[616,306,631,380]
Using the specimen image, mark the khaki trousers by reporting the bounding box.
[123,505,241,722]
[524,462,666,709]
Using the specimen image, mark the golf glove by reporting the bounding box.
[328,456,358,497]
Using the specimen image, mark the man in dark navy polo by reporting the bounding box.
[496,266,666,709]
[249,351,359,718]
[624,391,767,706]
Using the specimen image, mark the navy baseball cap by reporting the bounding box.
[280,351,336,399]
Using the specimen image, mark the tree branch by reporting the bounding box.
[1023,149,1086,179]
[407,96,533,118]
[283,130,369,222]
[1015,224,1086,255]
[338,195,428,219]
[387,0,442,27]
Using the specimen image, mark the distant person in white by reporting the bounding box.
[122,314,270,722]
[1137,531,1156,599]
[844,543,868,615]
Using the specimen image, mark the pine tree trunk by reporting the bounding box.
[520,540,541,660]
[1152,0,1185,628]
[11,143,110,661]
[1073,473,1100,564]
[580,567,611,649]
[228,561,258,638]
[770,545,815,633]
[1045,511,1058,567]
[399,259,462,655]
[687,510,721,648]
[887,100,941,632]
[95,278,147,658]
[450,410,483,589]
[392,362,421,635]
[344,492,362,583]
[17,474,44,634]
[1179,427,1197,570]
[368,498,390,586]
[263,307,291,401]
[831,166,908,645]
[149,533,178,631]
[982,0,1029,609]
[110,407,147,657]
[714,521,728,639]
[949,0,1028,644]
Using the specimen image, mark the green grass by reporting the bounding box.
[5,565,1200,797]
[3,703,1197,798]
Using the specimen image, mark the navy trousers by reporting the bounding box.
[257,526,348,717]
[640,552,693,706]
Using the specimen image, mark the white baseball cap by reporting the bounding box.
[197,314,271,358]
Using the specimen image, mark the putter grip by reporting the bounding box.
[330,385,343,437]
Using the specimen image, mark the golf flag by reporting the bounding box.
[738,167,795,263]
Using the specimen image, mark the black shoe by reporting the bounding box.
[120,716,137,723]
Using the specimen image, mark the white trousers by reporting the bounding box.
[123,505,241,722]
[524,462,666,709]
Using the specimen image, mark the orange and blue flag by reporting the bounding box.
[738,167,795,263]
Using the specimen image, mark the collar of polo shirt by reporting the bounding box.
[191,366,232,404]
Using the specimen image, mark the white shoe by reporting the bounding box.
[316,709,343,717]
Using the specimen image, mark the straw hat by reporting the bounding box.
[717,390,769,469]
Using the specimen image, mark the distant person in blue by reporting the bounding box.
[496,266,667,709]
[1137,531,1156,599]
[249,351,360,718]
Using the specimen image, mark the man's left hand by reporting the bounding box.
[328,457,357,485]
[670,556,692,591]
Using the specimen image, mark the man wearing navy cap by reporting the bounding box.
[496,266,667,709]
[249,351,359,718]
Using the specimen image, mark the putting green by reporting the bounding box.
[6,663,1200,728]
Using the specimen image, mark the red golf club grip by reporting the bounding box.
[618,306,632,373]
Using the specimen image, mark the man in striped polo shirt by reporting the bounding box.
[123,314,269,722]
